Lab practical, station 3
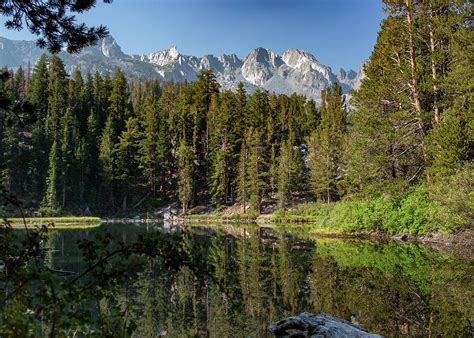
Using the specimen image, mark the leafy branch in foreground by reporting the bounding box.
[0,0,113,53]
[0,186,213,336]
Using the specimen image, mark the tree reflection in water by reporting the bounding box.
[50,223,473,337]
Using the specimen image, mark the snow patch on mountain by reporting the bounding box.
[0,36,365,103]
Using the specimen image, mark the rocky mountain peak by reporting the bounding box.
[282,48,318,67]
[245,47,283,68]
[145,46,183,66]
[336,68,357,81]
[100,36,126,58]
[0,35,366,103]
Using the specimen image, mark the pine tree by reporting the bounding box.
[1,123,22,194]
[246,128,267,213]
[176,139,194,214]
[99,116,116,209]
[268,143,278,196]
[302,99,319,138]
[427,110,469,178]
[74,136,88,206]
[426,1,473,179]
[191,69,220,197]
[43,140,60,212]
[139,91,162,195]
[347,16,425,196]
[82,110,100,205]
[209,143,229,206]
[246,89,269,130]
[308,84,346,202]
[45,55,67,141]
[277,141,304,209]
[60,108,80,208]
[109,69,130,134]
[28,54,49,199]
[1,69,30,198]
[68,69,87,134]
[115,117,142,210]
[236,138,249,213]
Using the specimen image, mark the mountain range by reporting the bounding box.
[0,36,365,102]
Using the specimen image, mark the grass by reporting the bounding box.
[272,185,466,235]
[4,216,101,224]
[184,212,259,222]
[10,223,101,229]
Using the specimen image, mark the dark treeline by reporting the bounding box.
[0,0,472,218]
[0,56,320,214]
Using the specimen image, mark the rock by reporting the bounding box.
[392,233,409,242]
[268,312,382,338]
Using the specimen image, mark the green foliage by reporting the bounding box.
[5,216,101,224]
[308,83,346,202]
[274,184,463,235]
[277,141,304,208]
[428,164,474,228]
[43,140,60,213]
[176,139,194,213]
[0,0,111,53]
[0,189,211,336]
[0,1,471,224]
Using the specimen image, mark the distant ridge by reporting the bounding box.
[0,35,365,102]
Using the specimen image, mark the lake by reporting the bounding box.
[44,222,473,337]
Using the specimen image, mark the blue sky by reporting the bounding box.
[0,0,385,70]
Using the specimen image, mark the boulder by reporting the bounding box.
[268,312,382,338]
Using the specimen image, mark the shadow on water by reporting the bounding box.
[42,222,473,337]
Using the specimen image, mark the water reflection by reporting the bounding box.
[47,223,473,337]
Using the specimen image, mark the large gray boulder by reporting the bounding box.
[268,312,382,338]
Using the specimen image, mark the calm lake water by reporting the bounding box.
[45,222,473,337]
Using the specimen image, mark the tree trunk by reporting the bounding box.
[406,0,423,118]
[429,5,440,124]
[122,193,127,211]
[406,0,429,180]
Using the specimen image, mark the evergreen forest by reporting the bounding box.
[0,0,472,234]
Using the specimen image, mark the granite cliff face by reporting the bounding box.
[0,36,365,102]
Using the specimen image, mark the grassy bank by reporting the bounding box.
[181,184,471,237]
[185,213,259,222]
[273,185,471,235]
[4,216,101,225]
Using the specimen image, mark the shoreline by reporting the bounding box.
[5,214,472,248]
[174,215,474,247]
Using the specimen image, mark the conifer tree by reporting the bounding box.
[308,84,346,202]
[74,137,89,206]
[28,54,49,198]
[45,56,67,141]
[426,1,473,179]
[68,69,87,134]
[109,69,130,134]
[209,144,229,206]
[43,140,60,212]
[139,91,162,195]
[236,138,249,213]
[99,116,116,209]
[60,108,79,208]
[116,117,142,210]
[191,69,220,196]
[268,143,278,196]
[1,123,22,195]
[278,141,304,209]
[176,139,194,214]
[82,110,100,205]
[347,16,424,195]
[246,128,267,213]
